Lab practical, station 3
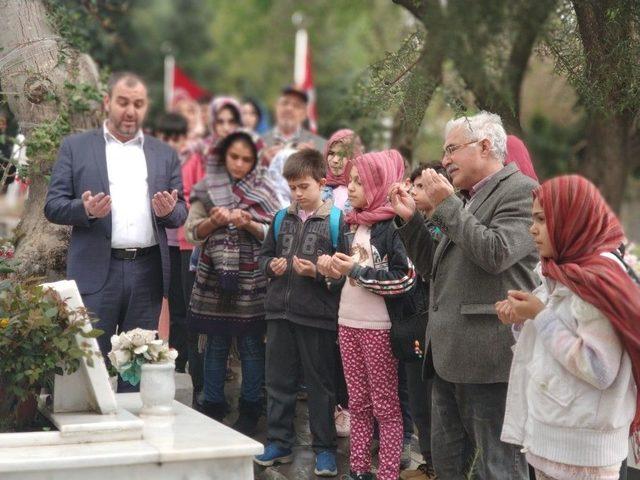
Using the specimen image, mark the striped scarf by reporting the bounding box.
[194,149,280,312]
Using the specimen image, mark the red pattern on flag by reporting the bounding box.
[173,65,209,101]
[294,29,318,133]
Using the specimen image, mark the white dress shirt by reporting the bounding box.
[103,123,157,248]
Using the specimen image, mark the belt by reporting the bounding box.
[111,245,159,260]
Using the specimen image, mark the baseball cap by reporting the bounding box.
[281,85,308,104]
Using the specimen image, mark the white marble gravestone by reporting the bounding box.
[42,279,117,415]
[0,279,263,479]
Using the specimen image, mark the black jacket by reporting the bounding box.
[345,219,419,325]
[259,199,346,331]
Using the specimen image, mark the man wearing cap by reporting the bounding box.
[261,86,326,165]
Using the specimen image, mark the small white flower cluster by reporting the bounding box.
[108,328,178,373]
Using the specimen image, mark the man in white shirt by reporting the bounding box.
[45,72,187,391]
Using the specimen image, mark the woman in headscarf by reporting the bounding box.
[185,131,281,435]
[499,175,640,480]
[178,96,245,406]
[505,135,539,182]
[322,129,364,212]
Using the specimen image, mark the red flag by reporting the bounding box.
[164,56,210,110]
[294,29,318,133]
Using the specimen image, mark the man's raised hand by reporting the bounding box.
[82,191,111,218]
[421,169,454,210]
[152,189,178,218]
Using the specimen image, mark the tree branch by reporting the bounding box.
[506,0,557,115]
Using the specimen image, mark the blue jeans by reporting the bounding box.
[203,334,265,404]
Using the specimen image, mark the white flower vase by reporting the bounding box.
[139,362,176,416]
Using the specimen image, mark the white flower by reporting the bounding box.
[110,334,121,350]
[146,340,164,360]
[107,349,132,371]
[166,348,178,361]
[126,328,157,347]
[133,344,149,355]
[117,332,133,350]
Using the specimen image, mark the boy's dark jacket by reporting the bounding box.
[259,199,346,331]
[259,201,422,331]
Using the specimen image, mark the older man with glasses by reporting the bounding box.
[389,111,539,479]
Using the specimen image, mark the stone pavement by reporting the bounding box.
[174,362,424,480]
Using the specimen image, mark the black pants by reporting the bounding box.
[83,248,163,393]
[398,362,414,443]
[431,373,529,480]
[266,319,337,452]
[405,360,432,460]
[181,249,203,394]
[168,246,188,371]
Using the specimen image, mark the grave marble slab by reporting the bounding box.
[0,393,264,480]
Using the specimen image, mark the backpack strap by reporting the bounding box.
[329,206,341,251]
[611,249,640,285]
[273,208,287,241]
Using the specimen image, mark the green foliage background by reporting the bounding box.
[45,0,408,140]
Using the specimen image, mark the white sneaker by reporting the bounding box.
[334,406,350,437]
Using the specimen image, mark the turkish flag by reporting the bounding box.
[164,56,210,110]
[173,65,209,101]
[294,29,318,133]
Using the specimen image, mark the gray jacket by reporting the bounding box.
[397,163,538,383]
[261,127,326,152]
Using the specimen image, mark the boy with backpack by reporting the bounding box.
[255,149,345,477]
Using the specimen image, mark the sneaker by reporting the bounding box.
[334,406,350,437]
[253,443,293,467]
[347,472,374,480]
[314,450,337,477]
[400,462,437,480]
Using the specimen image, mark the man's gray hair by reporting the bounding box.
[445,111,507,163]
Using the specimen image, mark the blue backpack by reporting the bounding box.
[273,206,341,251]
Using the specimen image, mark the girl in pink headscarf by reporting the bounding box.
[322,129,364,211]
[322,150,417,480]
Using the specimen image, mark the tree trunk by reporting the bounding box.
[0,0,100,280]
[572,0,639,213]
[580,116,633,213]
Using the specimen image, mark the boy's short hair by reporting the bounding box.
[155,113,188,139]
[410,162,450,183]
[283,148,326,182]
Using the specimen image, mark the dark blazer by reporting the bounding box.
[397,163,539,384]
[44,129,187,296]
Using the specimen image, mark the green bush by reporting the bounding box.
[0,281,102,431]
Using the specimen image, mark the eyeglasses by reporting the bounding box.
[443,139,480,158]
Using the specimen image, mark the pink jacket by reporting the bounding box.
[179,151,206,250]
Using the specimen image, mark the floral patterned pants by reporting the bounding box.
[339,325,402,480]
